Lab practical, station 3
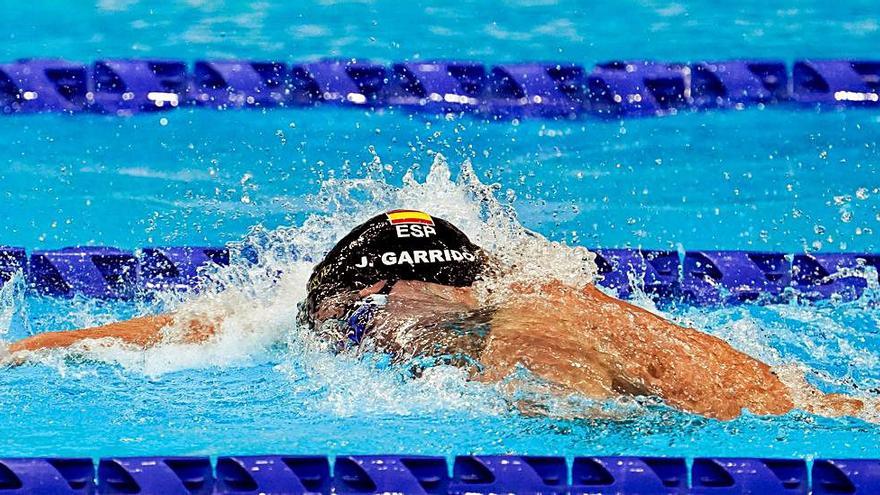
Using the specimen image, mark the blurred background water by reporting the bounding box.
[0,0,877,252]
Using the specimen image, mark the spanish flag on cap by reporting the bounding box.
[386,209,434,226]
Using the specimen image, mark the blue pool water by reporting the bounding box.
[1,0,880,460]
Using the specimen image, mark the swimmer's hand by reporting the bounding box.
[0,341,29,367]
[1,314,216,363]
[0,342,12,366]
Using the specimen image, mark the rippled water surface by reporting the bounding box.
[0,0,879,459]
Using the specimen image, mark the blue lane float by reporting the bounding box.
[812,459,880,495]
[0,247,26,284]
[680,251,791,304]
[335,456,448,495]
[292,59,388,107]
[91,60,187,114]
[484,64,586,118]
[386,61,485,113]
[570,456,687,494]
[2,57,880,117]
[214,456,330,495]
[4,245,879,304]
[97,457,213,495]
[3,456,879,494]
[587,61,688,117]
[793,60,880,106]
[138,246,230,292]
[0,458,94,495]
[792,252,880,300]
[27,247,137,299]
[690,60,789,108]
[191,61,288,108]
[593,248,679,300]
[450,456,568,495]
[0,59,89,113]
[690,458,808,494]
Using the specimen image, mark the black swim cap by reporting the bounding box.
[304,210,485,322]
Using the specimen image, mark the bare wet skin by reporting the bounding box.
[6,279,871,420]
[322,280,869,421]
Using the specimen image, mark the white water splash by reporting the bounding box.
[5,153,880,423]
[0,272,28,339]
[9,154,599,380]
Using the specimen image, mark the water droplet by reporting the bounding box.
[814,225,826,235]
[856,187,870,200]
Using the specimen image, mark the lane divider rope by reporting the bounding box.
[2,246,877,304]
[0,454,869,494]
[1,59,878,117]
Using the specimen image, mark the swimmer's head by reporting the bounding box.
[302,210,485,327]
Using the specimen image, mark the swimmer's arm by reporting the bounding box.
[579,284,867,419]
[577,284,798,418]
[485,282,795,419]
[7,314,216,354]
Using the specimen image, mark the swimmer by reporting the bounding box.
[3,210,870,420]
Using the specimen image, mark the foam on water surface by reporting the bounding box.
[0,155,878,435]
[0,154,598,396]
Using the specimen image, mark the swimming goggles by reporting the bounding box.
[345,294,387,345]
